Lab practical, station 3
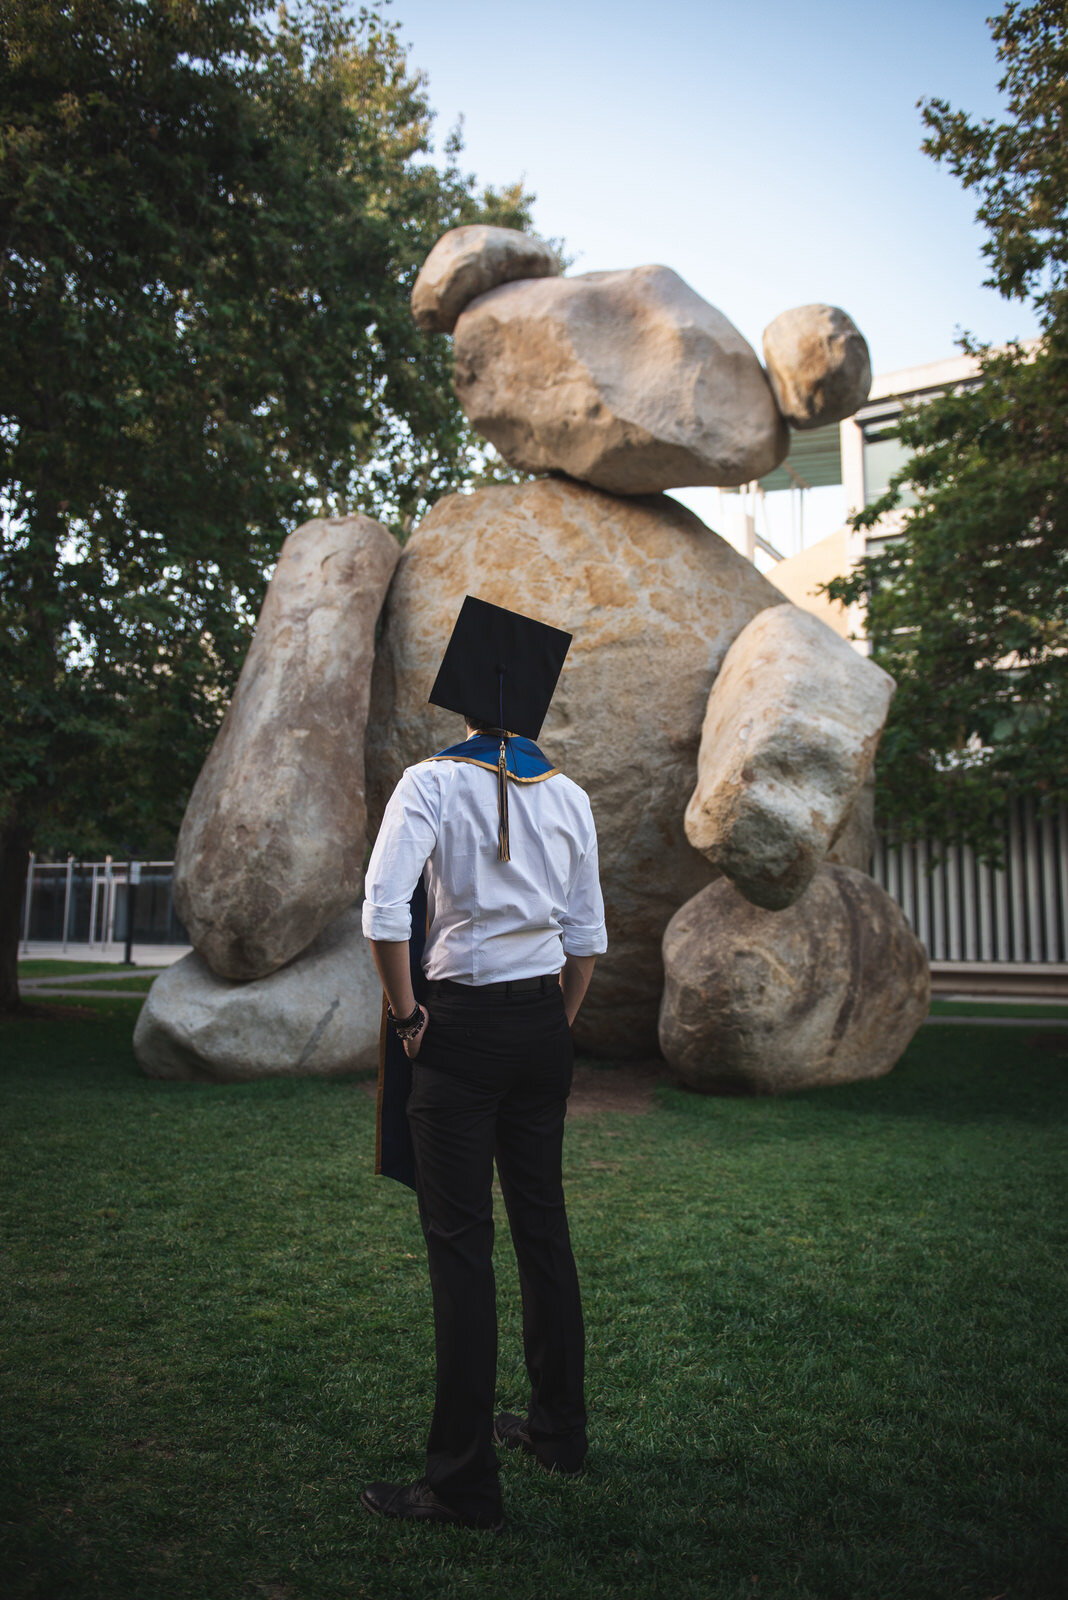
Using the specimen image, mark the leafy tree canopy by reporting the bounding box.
[0,0,538,1005]
[0,0,531,828]
[827,0,1068,861]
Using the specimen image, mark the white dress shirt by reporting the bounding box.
[362,748,607,984]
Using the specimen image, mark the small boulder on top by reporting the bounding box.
[411,225,560,334]
[762,303,872,430]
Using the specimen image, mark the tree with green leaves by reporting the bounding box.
[827,0,1068,860]
[0,0,535,1009]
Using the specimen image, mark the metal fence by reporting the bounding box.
[20,802,1068,966]
[870,798,1067,964]
[19,857,188,950]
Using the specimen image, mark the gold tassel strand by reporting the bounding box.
[497,737,510,862]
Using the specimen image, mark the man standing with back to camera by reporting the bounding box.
[360,596,607,1532]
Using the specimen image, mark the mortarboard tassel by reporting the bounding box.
[497,737,510,862]
[496,666,510,862]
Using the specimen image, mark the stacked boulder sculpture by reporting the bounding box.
[135,223,929,1089]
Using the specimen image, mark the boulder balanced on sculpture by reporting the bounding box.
[763,304,872,431]
[451,265,790,495]
[684,603,896,910]
[659,867,930,1093]
[172,513,398,981]
[411,223,560,333]
[138,222,924,1090]
[135,905,381,1083]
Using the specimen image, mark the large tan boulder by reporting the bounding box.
[827,772,876,873]
[134,906,381,1082]
[365,477,784,1056]
[659,867,930,1093]
[762,304,871,430]
[411,225,559,334]
[684,604,894,910]
[451,265,789,494]
[174,514,399,980]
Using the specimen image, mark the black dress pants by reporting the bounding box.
[405,979,587,1520]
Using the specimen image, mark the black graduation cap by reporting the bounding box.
[428,595,572,741]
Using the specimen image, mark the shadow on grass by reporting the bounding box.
[655,1024,1068,1130]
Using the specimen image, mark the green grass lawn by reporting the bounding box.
[24,974,160,994]
[928,998,1068,1019]
[16,961,137,978]
[1,1004,1064,1600]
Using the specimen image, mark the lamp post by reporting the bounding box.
[123,847,141,967]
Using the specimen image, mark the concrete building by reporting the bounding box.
[706,353,1065,994]
[760,352,982,646]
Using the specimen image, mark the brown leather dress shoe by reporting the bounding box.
[360,1478,504,1532]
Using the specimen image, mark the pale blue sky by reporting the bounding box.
[392,0,1038,376]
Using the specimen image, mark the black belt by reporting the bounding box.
[427,974,559,997]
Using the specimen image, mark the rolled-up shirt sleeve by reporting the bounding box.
[559,809,608,957]
[362,768,439,942]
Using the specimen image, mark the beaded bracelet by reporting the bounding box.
[387,1002,424,1041]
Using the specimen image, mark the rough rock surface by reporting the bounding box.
[365,476,784,1056]
[174,514,399,981]
[827,772,876,873]
[452,265,789,494]
[658,866,930,1093]
[411,225,559,334]
[134,906,381,1082]
[762,304,871,430]
[684,604,894,910]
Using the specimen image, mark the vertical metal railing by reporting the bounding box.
[61,855,73,952]
[18,815,1068,965]
[19,852,35,953]
[872,800,1067,963]
[18,859,189,950]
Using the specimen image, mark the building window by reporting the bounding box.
[862,417,918,508]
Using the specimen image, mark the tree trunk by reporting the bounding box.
[0,823,31,1013]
